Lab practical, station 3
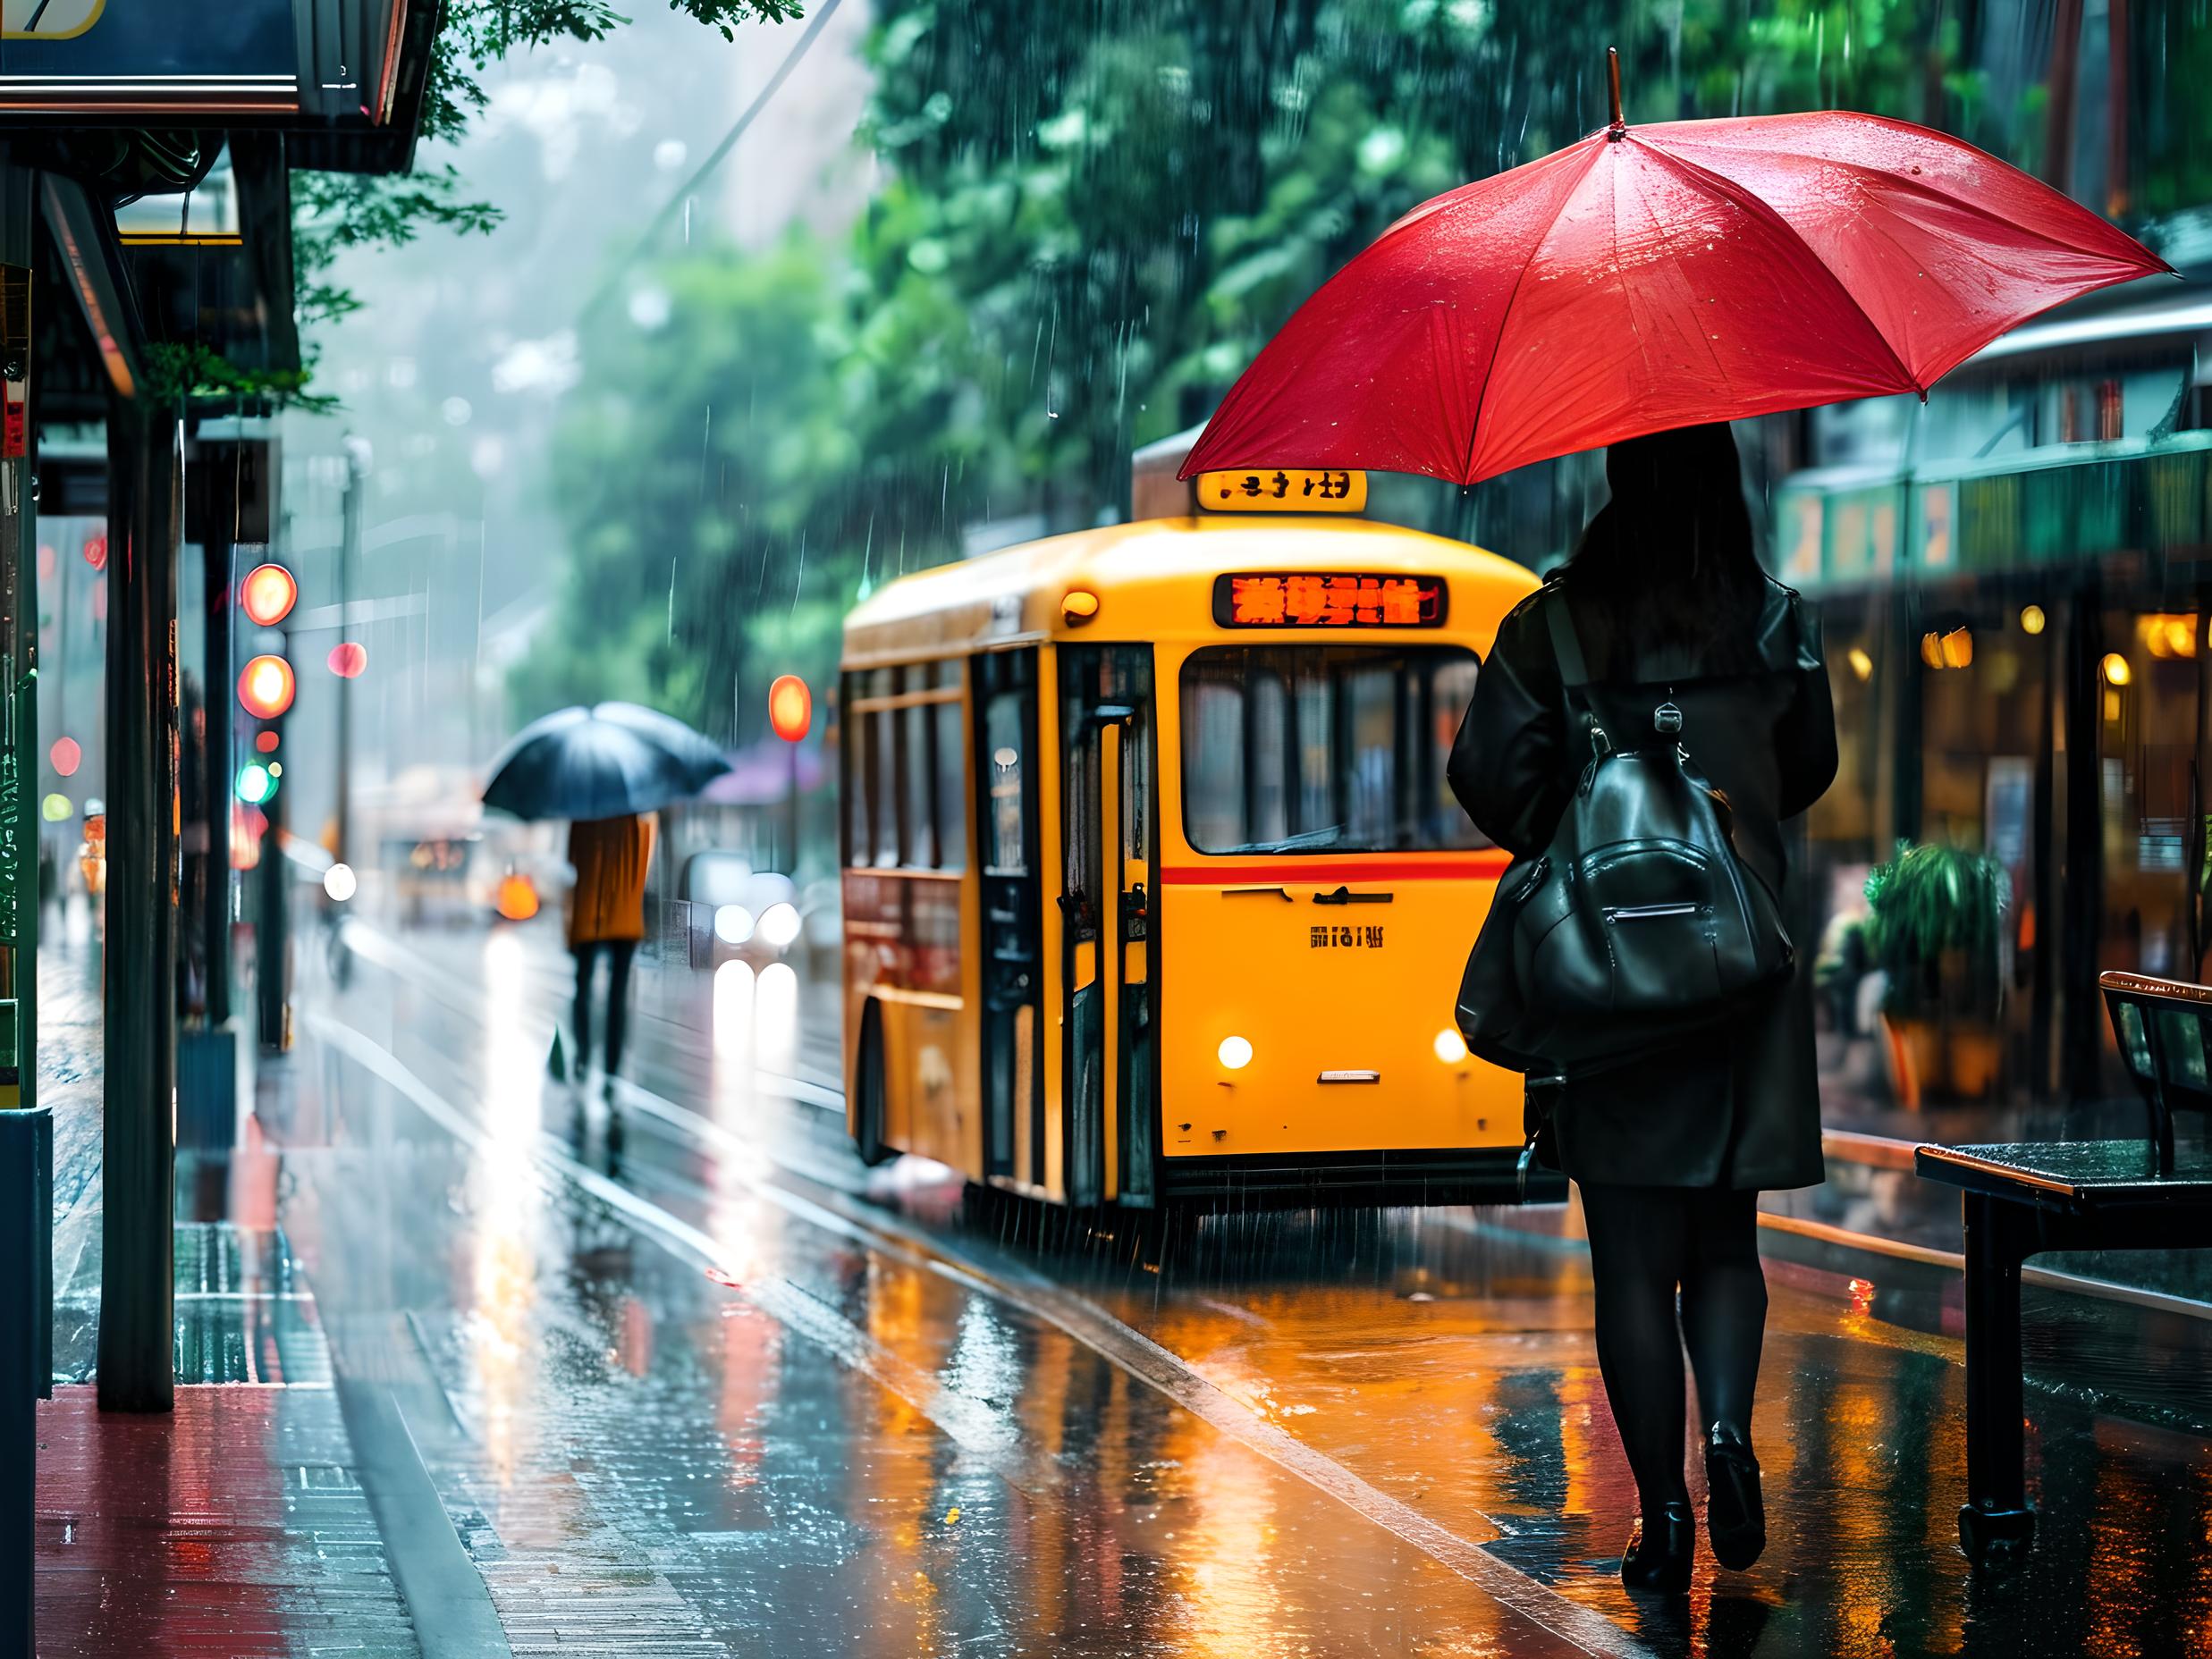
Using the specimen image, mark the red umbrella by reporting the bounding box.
[1182,57,2169,487]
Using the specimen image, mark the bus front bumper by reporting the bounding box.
[1155,1146,1566,1211]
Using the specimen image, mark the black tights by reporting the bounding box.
[572,939,637,1077]
[1578,1182,1767,1516]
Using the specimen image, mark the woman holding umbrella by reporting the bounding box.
[1454,422,1835,1589]
[1182,52,2166,1590]
[484,701,729,1098]
[565,809,655,1095]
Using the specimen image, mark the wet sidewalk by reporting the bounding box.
[297,918,2212,1657]
[30,911,2212,1657]
[30,944,422,1658]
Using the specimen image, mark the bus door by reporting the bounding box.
[975,650,1044,1187]
[1060,646,1156,1207]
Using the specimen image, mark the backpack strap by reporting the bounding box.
[1542,581,1610,756]
[1543,579,1591,687]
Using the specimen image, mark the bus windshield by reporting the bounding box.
[1179,644,1485,855]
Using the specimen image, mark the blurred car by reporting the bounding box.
[676,850,805,970]
[384,833,478,926]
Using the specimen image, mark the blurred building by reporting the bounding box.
[1737,6,2212,1126]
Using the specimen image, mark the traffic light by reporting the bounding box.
[238,653,296,720]
[240,562,297,627]
[768,674,811,743]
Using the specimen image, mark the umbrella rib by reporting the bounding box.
[1636,136,1923,398]
[1456,142,1608,486]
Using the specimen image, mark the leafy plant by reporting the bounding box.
[139,343,337,413]
[1862,840,2011,1023]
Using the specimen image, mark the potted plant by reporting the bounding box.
[1862,841,2011,1107]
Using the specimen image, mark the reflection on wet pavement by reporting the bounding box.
[276,923,2212,1657]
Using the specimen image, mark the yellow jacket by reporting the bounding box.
[567,812,655,947]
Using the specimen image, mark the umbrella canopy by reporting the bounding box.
[1182,105,2168,488]
[482,702,730,822]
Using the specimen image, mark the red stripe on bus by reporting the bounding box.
[1160,853,1512,885]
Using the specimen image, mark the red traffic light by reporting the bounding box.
[238,653,296,720]
[767,674,811,743]
[241,562,298,627]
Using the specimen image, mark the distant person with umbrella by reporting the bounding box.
[564,809,654,1093]
[484,702,729,1098]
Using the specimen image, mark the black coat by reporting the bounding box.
[1449,574,1839,1192]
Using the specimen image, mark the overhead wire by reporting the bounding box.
[577,0,845,325]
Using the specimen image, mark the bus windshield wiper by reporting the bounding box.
[1240,826,1346,854]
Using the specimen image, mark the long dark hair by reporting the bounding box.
[1565,423,1767,678]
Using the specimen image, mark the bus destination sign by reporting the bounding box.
[1212,572,1448,629]
[1195,468,1367,513]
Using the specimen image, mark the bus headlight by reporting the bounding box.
[757,901,802,949]
[713,905,755,946]
[1218,1035,1254,1071]
[1434,1029,1468,1065]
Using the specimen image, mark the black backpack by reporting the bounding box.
[1456,585,1794,1077]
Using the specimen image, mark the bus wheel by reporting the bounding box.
[854,1002,895,1167]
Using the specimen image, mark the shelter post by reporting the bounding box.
[97,392,179,1413]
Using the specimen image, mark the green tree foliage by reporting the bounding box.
[293,0,802,361]
[530,0,2149,734]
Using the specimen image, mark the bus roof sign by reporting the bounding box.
[1195,468,1367,514]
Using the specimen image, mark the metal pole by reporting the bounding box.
[786,738,800,875]
[0,148,44,1659]
[334,441,363,869]
[203,529,232,1025]
[255,637,287,1052]
[0,156,36,1091]
[97,392,178,1413]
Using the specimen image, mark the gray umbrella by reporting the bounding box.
[482,702,730,822]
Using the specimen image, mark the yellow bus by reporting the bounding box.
[839,456,1542,1210]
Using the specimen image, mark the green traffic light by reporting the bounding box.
[235,762,275,805]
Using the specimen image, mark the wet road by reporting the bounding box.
[266,914,2212,1657]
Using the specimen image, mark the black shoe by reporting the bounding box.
[1705,1423,1766,1571]
[1622,1501,1695,1593]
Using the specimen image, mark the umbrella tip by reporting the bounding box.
[1607,46,1625,136]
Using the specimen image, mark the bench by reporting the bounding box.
[1913,971,2212,1563]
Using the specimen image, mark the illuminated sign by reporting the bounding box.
[1195,468,1367,514]
[1212,572,1448,629]
[0,0,297,114]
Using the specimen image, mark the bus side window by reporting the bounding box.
[871,698,899,869]
[904,700,936,868]
[843,677,870,866]
[935,695,967,872]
